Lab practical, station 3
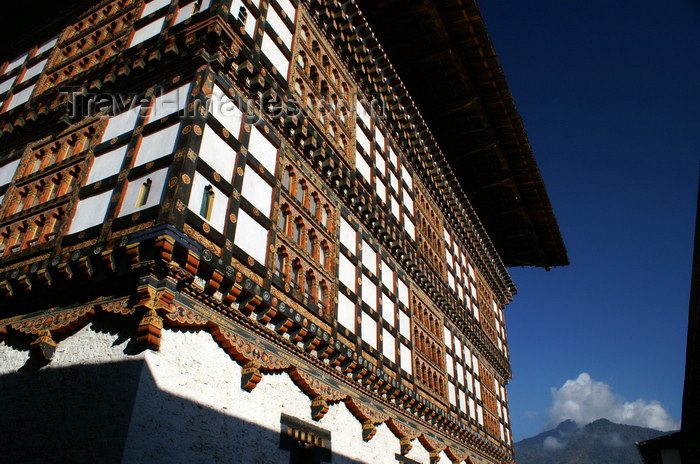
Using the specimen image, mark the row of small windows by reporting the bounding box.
[0,35,57,113]
[275,246,331,310]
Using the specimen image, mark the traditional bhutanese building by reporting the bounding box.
[0,1,567,463]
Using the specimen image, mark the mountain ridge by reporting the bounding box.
[514,418,669,464]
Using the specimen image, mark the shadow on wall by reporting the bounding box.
[0,342,375,464]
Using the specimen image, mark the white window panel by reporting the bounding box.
[447,272,455,292]
[248,125,278,173]
[68,191,112,234]
[338,292,356,332]
[474,303,480,321]
[375,149,386,174]
[499,424,504,441]
[199,125,237,181]
[234,210,268,264]
[389,171,399,193]
[470,283,477,298]
[362,240,376,274]
[339,217,356,254]
[456,285,463,302]
[397,279,409,307]
[19,59,46,83]
[497,338,503,351]
[466,371,473,393]
[449,382,457,406]
[388,146,398,168]
[403,216,416,240]
[174,1,210,25]
[101,106,140,142]
[266,5,293,49]
[5,84,34,111]
[361,273,377,311]
[230,0,257,37]
[468,263,475,279]
[475,380,482,400]
[381,259,394,292]
[399,309,410,340]
[119,167,168,216]
[455,338,463,359]
[86,145,128,184]
[210,84,242,137]
[504,406,510,425]
[400,343,412,374]
[188,172,228,233]
[375,126,385,150]
[445,248,452,269]
[275,0,296,21]
[402,166,413,191]
[149,83,189,122]
[402,190,413,215]
[500,385,506,401]
[361,311,377,349]
[4,54,28,75]
[444,327,452,349]
[464,345,472,367]
[0,77,15,95]
[382,328,396,363]
[477,405,483,425]
[241,166,272,217]
[444,227,451,243]
[381,292,395,327]
[261,32,289,79]
[390,195,400,221]
[130,17,166,47]
[457,364,464,385]
[375,179,386,204]
[472,355,479,376]
[356,98,372,129]
[356,151,371,182]
[356,124,371,155]
[469,398,476,420]
[141,0,170,18]
[338,253,356,291]
[0,159,20,186]
[459,390,467,414]
[134,123,180,167]
[36,37,58,56]
[445,353,454,377]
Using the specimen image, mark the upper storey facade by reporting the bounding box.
[0,1,565,463]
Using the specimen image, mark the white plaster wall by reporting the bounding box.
[0,319,144,464]
[1,323,461,464]
[126,328,437,464]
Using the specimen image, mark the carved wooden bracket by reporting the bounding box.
[30,330,57,362]
[241,361,262,392]
[137,308,163,351]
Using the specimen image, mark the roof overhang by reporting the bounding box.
[356,0,568,268]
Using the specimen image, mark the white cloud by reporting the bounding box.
[543,436,565,450]
[547,373,679,431]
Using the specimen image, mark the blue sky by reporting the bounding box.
[478,0,700,440]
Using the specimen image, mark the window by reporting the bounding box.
[241,166,273,217]
[306,233,315,256]
[275,250,286,278]
[309,195,317,216]
[278,208,288,232]
[293,220,302,243]
[296,182,305,203]
[283,169,291,189]
[134,123,180,167]
[130,16,166,47]
[305,273,314,300]
[200,186,214,220]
